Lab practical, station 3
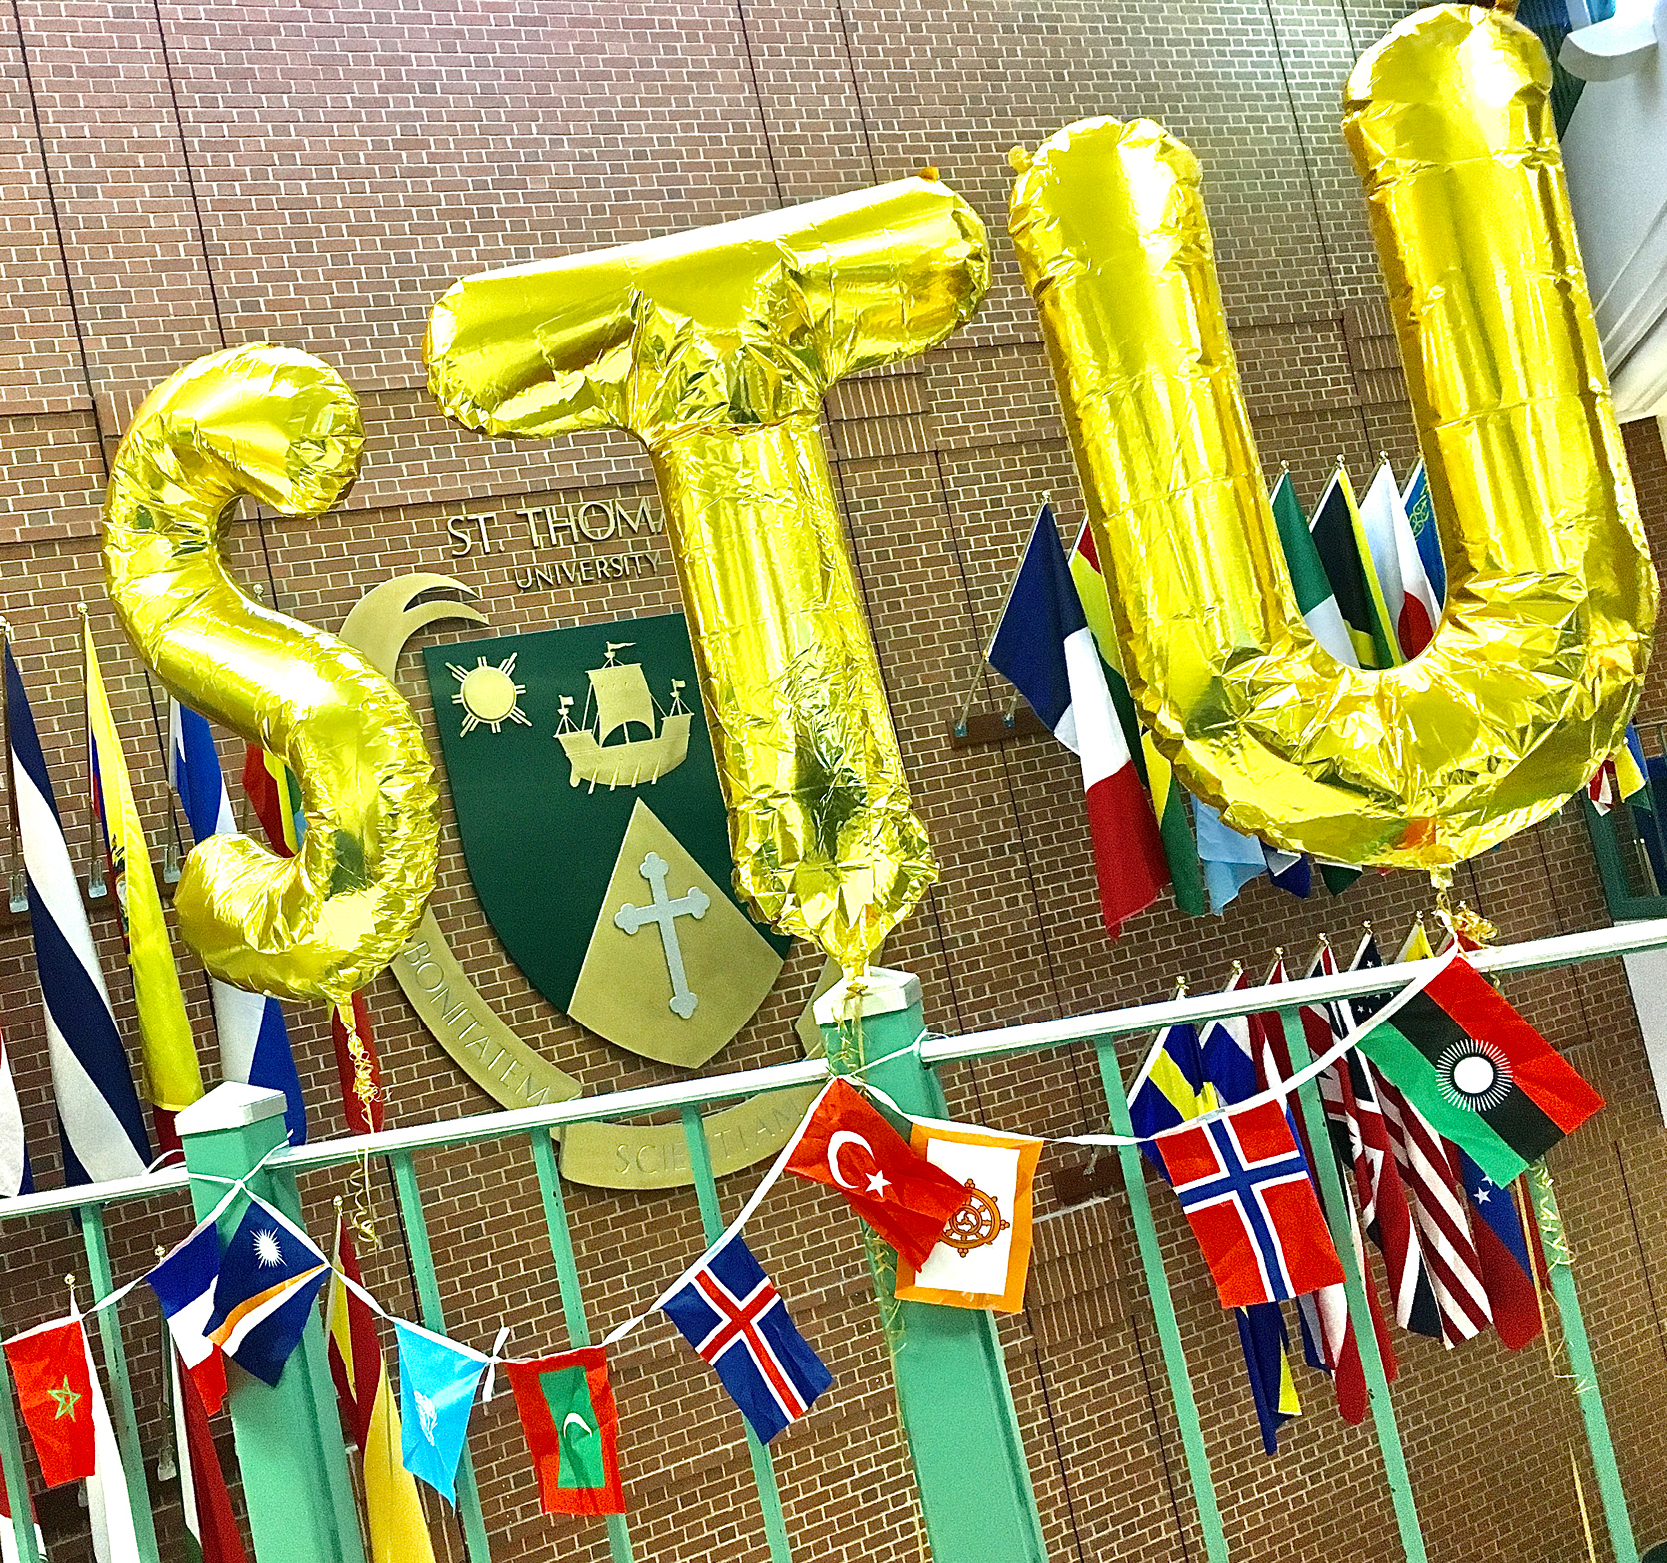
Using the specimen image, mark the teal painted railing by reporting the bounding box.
[0,916,1659,1562]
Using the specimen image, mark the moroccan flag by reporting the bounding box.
[1454,1151,1543,1351]
[170,1346,248,1563]
[4,1317,96,1486]
[1069,518,1205,916]
[505,1348,625,1516]
[785,1079,970,1269]
[988,505,1168,936]
[242,745,304,857]
[1355,952,1605,1188]
[84,619,203,1151]
[1271,470,1356,666]
[1310,466,1400,670]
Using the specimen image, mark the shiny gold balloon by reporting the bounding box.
[425,176,988,970]
[103,344,439,1004]
[1007,7,1656,877]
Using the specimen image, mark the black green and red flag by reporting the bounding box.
[505,1347,625,1516]
[1355,953,1603,1188]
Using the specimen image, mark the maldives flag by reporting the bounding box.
[785,1079,970,1269]
[505,1348,625,1516]
[1356,953,1605,1188]
[3,1317,96,1486]
[988,504,1167,936]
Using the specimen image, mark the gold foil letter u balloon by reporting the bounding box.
[1009,5,1656,874]
[103,344,440,1004]
[425,177,988,970]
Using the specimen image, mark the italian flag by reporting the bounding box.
[505,1348,626,1516]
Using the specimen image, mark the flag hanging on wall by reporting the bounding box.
[326,1220,436,1563]
[988,505,1168,936]
[5,642,150,1184]
[205,1198,330,1386]
[85,620,202,1152]
[1271,469,1357,666]
[392,1320,489,1506]
[169,1345,248,1563]
[146,1217,228,1414]
[660,1232,831,1444]
[893,1120,1042,1312]
[1068,517,1205,916]
[169,700,308,1146]
[785,1079,968,1269]
[505,1348,626,1516]
[0,1022,31,1199]
[1310,466,1400,670]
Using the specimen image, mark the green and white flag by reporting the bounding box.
[1271,470,1356,667]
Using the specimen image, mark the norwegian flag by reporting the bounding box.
[661,1233,831,1444]
[1157,1099,1343,1309]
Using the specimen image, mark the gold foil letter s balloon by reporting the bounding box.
[425,177,989,970]
[1009,6,1656,874]
[102,344,440,1004]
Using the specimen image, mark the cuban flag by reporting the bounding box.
[146,1218,229,1413]
[205,1197,330,1387]
[5,644,150,1185]
[661,1233,831,1444]
[988,506,1167,936]
[1156,1098,1344,1309]
[169,701,307,1146]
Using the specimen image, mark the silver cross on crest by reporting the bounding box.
[614,851,709,1018]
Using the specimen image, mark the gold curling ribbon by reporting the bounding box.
[424,177,989,971]
[1007,7,1656,876]
[102,344,440,1004]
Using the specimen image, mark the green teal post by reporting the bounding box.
[816,969,1048,1563]
[177,1083,367,1563]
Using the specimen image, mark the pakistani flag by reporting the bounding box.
[1068,519,1205,916]
[1309,467,1400,671]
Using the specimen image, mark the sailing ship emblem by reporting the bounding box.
[555,642,691,789]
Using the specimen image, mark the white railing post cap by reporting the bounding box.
[813,966,922,1028]
[176,1082,290,1137]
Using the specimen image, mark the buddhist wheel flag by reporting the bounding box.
[505,1348,626,1516]
[1356,953,1605,1188]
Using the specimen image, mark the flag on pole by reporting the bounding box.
[5,643,150,1185]
[331,993,383,1138]
[1587,724,1648,814]
[785,1078,970,1269]
[988,505,1168,936]
[1400,460,1446,609]
[1453,1151,1543,1350]
[0,1022,31,1198]
[1129,1018,1210,1172]
[1310,466,1400,670]
[391,1320,489,1506]
[169,1346,247,1563]
[0,1467,44,1563]
[325,1220,436,1563]
[84,620,202,1152]
[169,701,307,1147]
[1357,461,1438,659]
[505,1348,626,1516]
[1261,845,1312,900]
[205,1198,331,1386]
[1192,801,1264,916]
[146,1218,228,1414]
[1068,518,1205,916]
[893,1120,1042,1311]
[1271,470,1357,666]
[660,1232,832,1444]
[241,746,304,858]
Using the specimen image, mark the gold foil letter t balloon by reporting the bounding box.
[102,344,440,1005]
[1008,6,1655,873]
[425,176,989,969]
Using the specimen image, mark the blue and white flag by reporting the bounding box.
[169,700,307,1146]
[145,1217,227,1412]
[1400,460,1446,609]
[1260,844,1312,900]
[5,644,149,1185]
[392,1319,489,1504]
[205,1196,329,1387]
[661,1232,831,1444]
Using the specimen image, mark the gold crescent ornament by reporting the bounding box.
[102,343,440,1004]
[423,175,989,970]
[1008,6,1656,877]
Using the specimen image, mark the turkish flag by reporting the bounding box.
[3,1317,96,1486]
[786,1080,970,1268]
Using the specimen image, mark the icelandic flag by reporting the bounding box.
[204,1197,330,1387]
[5,644,150,1185]
[169,701,307,1146]
[988,505,1167,936]
[146,1218,229,1414]
[661,1233,831,1444]
[392,1319,490,1505]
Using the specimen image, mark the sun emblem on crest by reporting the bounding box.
[941,1179,1009,1258]
[253,1229,284,1268]
[448,653,531,736]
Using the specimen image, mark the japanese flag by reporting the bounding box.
[894,1121,1042,1312]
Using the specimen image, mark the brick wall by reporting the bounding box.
[0,3,1663,1562]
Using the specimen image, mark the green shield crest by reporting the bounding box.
[422,613,789,1066]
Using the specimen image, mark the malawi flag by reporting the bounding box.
[1356,954,1604,1188]
[989,506,1168,936]
[1310,466,1400,671]
[1068,519,1204,916]
[505,1348,625,1516]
